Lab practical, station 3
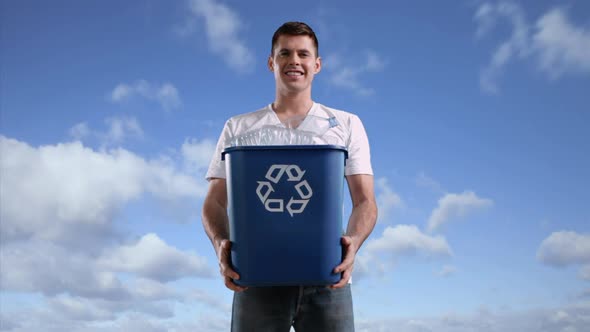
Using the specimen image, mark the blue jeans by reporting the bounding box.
[231,284,355,332]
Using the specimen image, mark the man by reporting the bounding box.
[202,21,377,332]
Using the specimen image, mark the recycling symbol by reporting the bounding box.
[256,164,313,217]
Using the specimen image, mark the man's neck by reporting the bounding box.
[272,93,314,120]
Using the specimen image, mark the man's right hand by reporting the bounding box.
[216,238,248,292]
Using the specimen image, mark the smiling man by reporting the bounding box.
[202,21,378,332]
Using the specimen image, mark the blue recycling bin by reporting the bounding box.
[222,145,348,286]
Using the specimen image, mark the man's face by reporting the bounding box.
[268,35,321,95]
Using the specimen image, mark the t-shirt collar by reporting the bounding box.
[267,102,318,128]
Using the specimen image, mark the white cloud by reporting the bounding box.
[474,3,496,38]
[427,191,493,233]
[111,83,132,101]
[329,67,375,96]
[47,295,116,322]
[375,177,403,222]
[0,312,21,331]
[533,8,590,78]
[0,134,226,330]
[0,135,223,328]
[355,224,451,281]
[323,50,387,96]
[188,0,255,73]
[69,122,91,140]
[109,80,182,112]
[171,315,232,332]
[188,289,232,313]
[116,315,172,332]
[130,278,179,301]
[70,116,144,147]
[437,265,457,277]
[580,265,590,281]
[2,302,231,332]
[98,233,213,282]
[0,241,129,299]
[474,1,530,94]
[366,225,452,257]
[550,310,571,324]
[156,83,183,111]
[105,116,144,143]
[355,302,590,332]
[537,231,590,267]
[475,3,590,93]
[0,238,207,304]
[182,137,216,173]
[0,136,205,246]
[415,171,444,193]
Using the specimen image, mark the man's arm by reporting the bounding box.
[331,174,378,289]
[202,178,247,292]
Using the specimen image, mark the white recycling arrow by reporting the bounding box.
[265,198,284,212]
[265,165,288,184]
[286,198,309,217]
[286,165,306,181]
[256,164,314,217]
[294,180,312,199]
[256,181,274,204]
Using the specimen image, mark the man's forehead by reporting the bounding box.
[276,35,314,47]
[274,35,316,53]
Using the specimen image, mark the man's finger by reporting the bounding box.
[220,264,240,280]
[335,264,353,287]
[333,259,352,274]
[330,272,350,289]
[341,236,352,245]
[217,240,242,280]
[224,277,248,292]
[334,245,355,273]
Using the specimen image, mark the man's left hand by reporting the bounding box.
[330,235,358,289]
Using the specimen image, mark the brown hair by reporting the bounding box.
[271,22,319,57]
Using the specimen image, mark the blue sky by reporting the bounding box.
[1,0,589,331]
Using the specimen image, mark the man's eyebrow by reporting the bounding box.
[277,48,312,53]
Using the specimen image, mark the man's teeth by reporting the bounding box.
[286,72,303,76]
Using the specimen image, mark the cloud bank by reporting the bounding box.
[0,134,221,330]
[427,191,493,233]
[110,80,182,112]
[188,0,255,73]
[537,230,590,281]
[475,2,590,93]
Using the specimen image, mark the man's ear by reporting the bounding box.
[315,56,322,74]
[268,56,274,72]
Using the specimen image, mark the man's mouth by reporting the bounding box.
[285,71,304,77]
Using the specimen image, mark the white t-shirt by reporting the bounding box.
[206,102,373,180]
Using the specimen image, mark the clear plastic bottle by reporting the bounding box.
[229,113,345,147]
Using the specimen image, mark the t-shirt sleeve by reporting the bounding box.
[345,115,373,176]
[205,120,233,180]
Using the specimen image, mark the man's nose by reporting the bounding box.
[288,54,300,65]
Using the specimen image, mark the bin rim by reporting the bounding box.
[221,144,348,161]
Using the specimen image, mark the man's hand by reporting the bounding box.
[216,238,248,292]
[330,235,358,289]
[328,174,378,289]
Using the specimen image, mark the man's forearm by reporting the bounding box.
[201,179,230,256]
[202,199,230,256]
[345,198,378,251]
